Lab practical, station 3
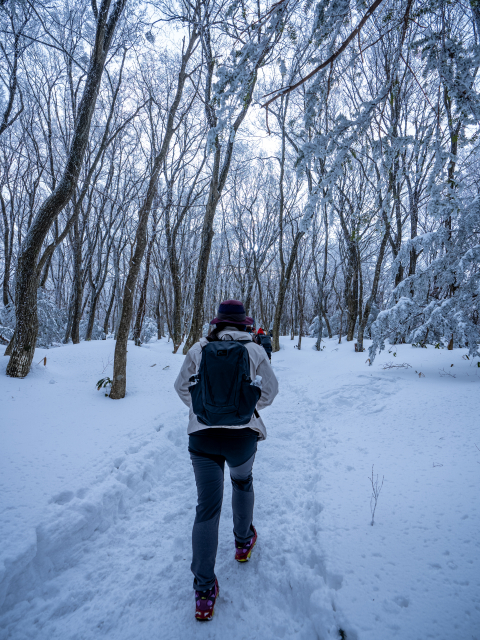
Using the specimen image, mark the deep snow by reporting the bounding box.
[0,337,479,639]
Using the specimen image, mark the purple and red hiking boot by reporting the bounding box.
[235,525,257,562]
[195,579,219,621]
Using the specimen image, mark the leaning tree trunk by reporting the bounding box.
[6,0,127,378]
[272,231,305,352]
[110,30,198,398]
[110,209,149,397]
[182,188,219,354]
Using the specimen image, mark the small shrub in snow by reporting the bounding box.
[369,465,384,526]
[141,317,157,343]
[308,316,321,338]
[37,290,67,348]
[96,377,113,396]
[382,362,411,370]
[2,294,69,348]
[80,317,104,341]
[439,368,456,378]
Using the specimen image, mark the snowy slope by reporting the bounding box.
[1,338,479,639]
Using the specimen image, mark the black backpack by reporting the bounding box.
[258,334,272,354]
[189,339,261,426]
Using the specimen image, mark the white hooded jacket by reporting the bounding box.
[174,328,279,440]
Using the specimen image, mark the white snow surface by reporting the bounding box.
[1,337,479,640]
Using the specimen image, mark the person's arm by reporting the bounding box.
[256,357,278,410]
[174,345,199,407]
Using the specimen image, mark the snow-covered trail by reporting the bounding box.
[1,338,479,639]
[0,343,348,639]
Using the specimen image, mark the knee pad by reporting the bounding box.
[231,474,253,492]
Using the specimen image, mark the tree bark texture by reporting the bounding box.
[6,0,127,377]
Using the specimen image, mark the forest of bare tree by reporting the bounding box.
[1,0,480,395]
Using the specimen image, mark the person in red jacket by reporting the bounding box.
[255,328,272,361]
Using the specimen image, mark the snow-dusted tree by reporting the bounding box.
[6,0,129,377]
[182,0,291,354]
[369,0,480,362]
[110,12,200,398]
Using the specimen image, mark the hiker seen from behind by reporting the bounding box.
[255,327,272,362]
[174,300,278,621]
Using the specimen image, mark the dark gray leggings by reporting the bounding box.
[189,428,258,590]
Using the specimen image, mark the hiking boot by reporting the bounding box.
[195,578,219,621]
[235,525,257,562]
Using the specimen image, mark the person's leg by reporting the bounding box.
[189,451,225,590]
[222,432,258,544]
[229,451,256,543]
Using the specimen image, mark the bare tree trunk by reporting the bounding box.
[315,208,329,350]
[71,218,83,344]
[272,230,305,351]
[182,10,276,354]
[110,30,198,398]
[112,245,122,338]
[164,178,184,353]
[6,0,127,377]
[408,195,419,277]
[63,291,75,344]
[160,279,173,341]
[110,209,149,397]
[345,242,359,342]
[322,306,332,338]
[133,236,154,346]
[296,289,304,350]
[290,298,294,341]
[357,231,389,352]
[183,183,219,352]
[0,192,12,308]
[85,293,100,341]
[103,280,116,337]
[154,286,163,339]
